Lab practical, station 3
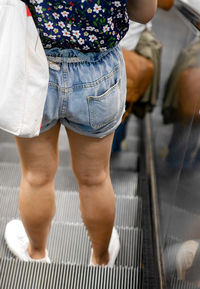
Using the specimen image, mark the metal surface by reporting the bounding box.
[0,143,139,171]
[0,116,144,287]
[0,163,138,195]
[145,113,166,289]
[176,0,200,31]
[0,218,143,267]
[0,186,142,227]
[0,259,140,289]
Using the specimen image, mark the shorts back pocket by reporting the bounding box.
[88,79,121,129]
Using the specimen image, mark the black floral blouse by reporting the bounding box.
[24,0,129,52]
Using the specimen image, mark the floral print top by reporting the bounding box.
[23,0,129,53]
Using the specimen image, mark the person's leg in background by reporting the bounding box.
[67,128,118,266]
[5,123,60,260]
[111,117,129,152]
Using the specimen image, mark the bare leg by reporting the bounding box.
[66,128,116,265]
[15,123,60,259]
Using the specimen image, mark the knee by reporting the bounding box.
[75,169,108,188]
[23,166,57,188]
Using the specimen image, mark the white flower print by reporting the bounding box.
[53,13,60,19]
[73,30,81,38]
[89,35,97,42]
[61,11,69,17]
[93,4,102,13]
[35,5,43,14]
[66,23,72,29]
[45,22,54,30]
[78,38,85,45]
[49,35,56,40]
[70,36,76,42]
[86,26,95,31]
[62,29,70,37]
[107,17,112,24]
[100,47,107,52]
[113,1,121,7]
[103,25,110,32]
[117,12,122,18]
[83,45,89,50]
[25,0,129,52]
[58,21,65,28]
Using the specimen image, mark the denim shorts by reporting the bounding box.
[41,45,126,138]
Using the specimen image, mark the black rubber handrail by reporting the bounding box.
[175,0,200,30]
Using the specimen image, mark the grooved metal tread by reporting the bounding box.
[0,186,142,228]
[169,279,200,289]
[0,218,143,267]
[0,259,141,289]
[0,143,139,171]
[163,236,200,289]
[0,163,138,195]
[0,130,15,143]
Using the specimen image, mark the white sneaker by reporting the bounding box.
[89,227,120,267]
[176,240,199,280]
[5,219,50,263]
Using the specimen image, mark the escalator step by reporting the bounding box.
[0,163,138,195]
[0,259,140,289]
[170,278,200,289]
[0,219,143,267]
[126,123,141,138]
[0,130,15,143]
[0,187,142,228]
[0,143,72,165]
[0,143,139,171]
[110,152,138,171]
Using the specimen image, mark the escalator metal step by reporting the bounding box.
[126,122,141,138]
[0,163,138,195]
[0,143,139,171]
[0,259,140,289]
[0,219,143,267]
[0,187,142,228]
[0,130,15,143]
[164,237,200,289]
[170,280,200,289]
[110,152,138,171]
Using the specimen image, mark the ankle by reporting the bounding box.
[27,244,46,260]
[92,251,110,266]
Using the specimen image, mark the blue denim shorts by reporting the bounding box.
[41,45,126,138]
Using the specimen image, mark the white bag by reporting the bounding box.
[0,0,49,137]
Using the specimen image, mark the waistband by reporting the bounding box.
[45,45,120,63]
